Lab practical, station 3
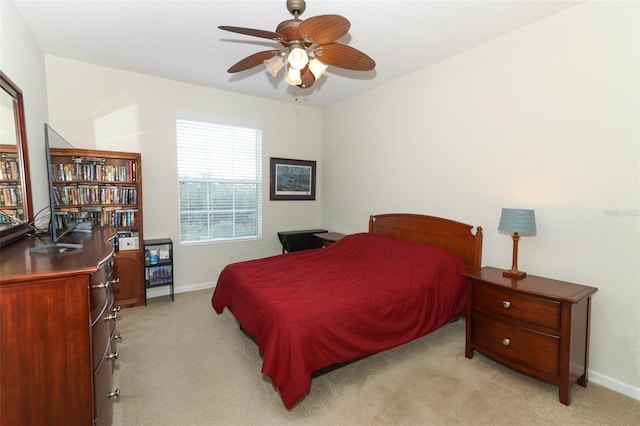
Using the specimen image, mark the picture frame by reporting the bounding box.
[270,157,316,200]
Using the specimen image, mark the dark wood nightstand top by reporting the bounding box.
[463,266,598,304]
[313,232,347,248]
[313,232,346,243]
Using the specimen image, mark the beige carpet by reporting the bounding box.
[112,289,639,425]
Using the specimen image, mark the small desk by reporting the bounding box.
[314,232,346,248]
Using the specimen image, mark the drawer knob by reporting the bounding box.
[114,332,122,341]
[502,338,511,346]
[106,351,119,360]
[502,300,511,309]
[111,306,121,314]
[107,388,120,399]
[104,311,118,321]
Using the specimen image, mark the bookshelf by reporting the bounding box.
[144,238,174,305]
[0,144,25,224]
[49,147,144,307]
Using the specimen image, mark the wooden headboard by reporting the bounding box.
[369,213,483,271]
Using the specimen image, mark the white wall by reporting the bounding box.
[0,0,49,211]
[322,2,639,398]
[44,56,323,292]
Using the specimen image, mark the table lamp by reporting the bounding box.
[498,208,536,279]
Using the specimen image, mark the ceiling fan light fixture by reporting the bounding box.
[308,58,327,79]
[288,46,308,70]
[219,0,376,93]
[264,55,285,77]
[285,66,302,85]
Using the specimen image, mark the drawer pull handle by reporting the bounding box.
[104,311,118,321]
[92,278,120,289]
[107,388,120,399]
[114,332,122,341]
[502,338,511,346]
[106,351,119,360]
[502,301,511,309]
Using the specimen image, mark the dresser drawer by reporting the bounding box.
[93,314,119,426]
[90,267,109,322]
[473,282,561,330]
[92,293,116,369]
[90,256,115,322]
[473,310,560,377]
[94,353,116,424]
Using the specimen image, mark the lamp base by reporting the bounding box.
[503,269,526,279]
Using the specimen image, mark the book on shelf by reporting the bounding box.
[0,186,21,206]
[1,157,18,180]
[53,157,138,183]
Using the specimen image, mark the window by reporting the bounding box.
[176,118,262,243]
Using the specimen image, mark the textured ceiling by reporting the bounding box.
[13,0,580,108]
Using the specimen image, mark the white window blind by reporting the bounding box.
[176,118,262,243]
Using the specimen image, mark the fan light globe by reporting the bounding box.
[288,47,308,70]
[308,59,328,79]
[285,67,302,85]
[264,55,285,77]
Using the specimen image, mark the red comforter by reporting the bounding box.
[211,232,467,408]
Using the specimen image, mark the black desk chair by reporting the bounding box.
[277,229,328,253]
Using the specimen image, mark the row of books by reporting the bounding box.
[0,186,23,207]
[116,230,139,240]
[53,185,138,206]
[145,265,172,286]
[0,160,19,181]
[51,160,137,183]
[0,209,23,224]
[54,207,139,229]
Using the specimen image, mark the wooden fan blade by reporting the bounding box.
[227,50,281,73]
[299,15,350,44]
[298,67,315,89]
[314,43,376,71]
[219,26,284,41]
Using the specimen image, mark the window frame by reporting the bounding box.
[176,117,263,245]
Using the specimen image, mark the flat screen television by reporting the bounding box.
[29,124,82,252]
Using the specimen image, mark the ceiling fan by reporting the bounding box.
[219,0,375,89]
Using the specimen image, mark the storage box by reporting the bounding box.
[119,236,139,251]
[159,248,170,260]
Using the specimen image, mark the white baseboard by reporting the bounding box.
[590,370,640,401]
[146,285,640,402]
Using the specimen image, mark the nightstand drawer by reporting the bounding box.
[473,310,560,377]
[473,282,561,330]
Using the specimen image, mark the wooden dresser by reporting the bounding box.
[0,227,121,425]
[464,266,598,405]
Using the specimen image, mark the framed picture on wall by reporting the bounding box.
[269,157,316,200]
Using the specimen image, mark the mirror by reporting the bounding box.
[0,70,33,247]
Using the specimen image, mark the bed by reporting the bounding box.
[211,213,483,408]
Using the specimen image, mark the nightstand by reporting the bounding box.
[463,266,598,405]
[314,232,346,248]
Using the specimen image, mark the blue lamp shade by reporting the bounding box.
[498,208,536,236]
